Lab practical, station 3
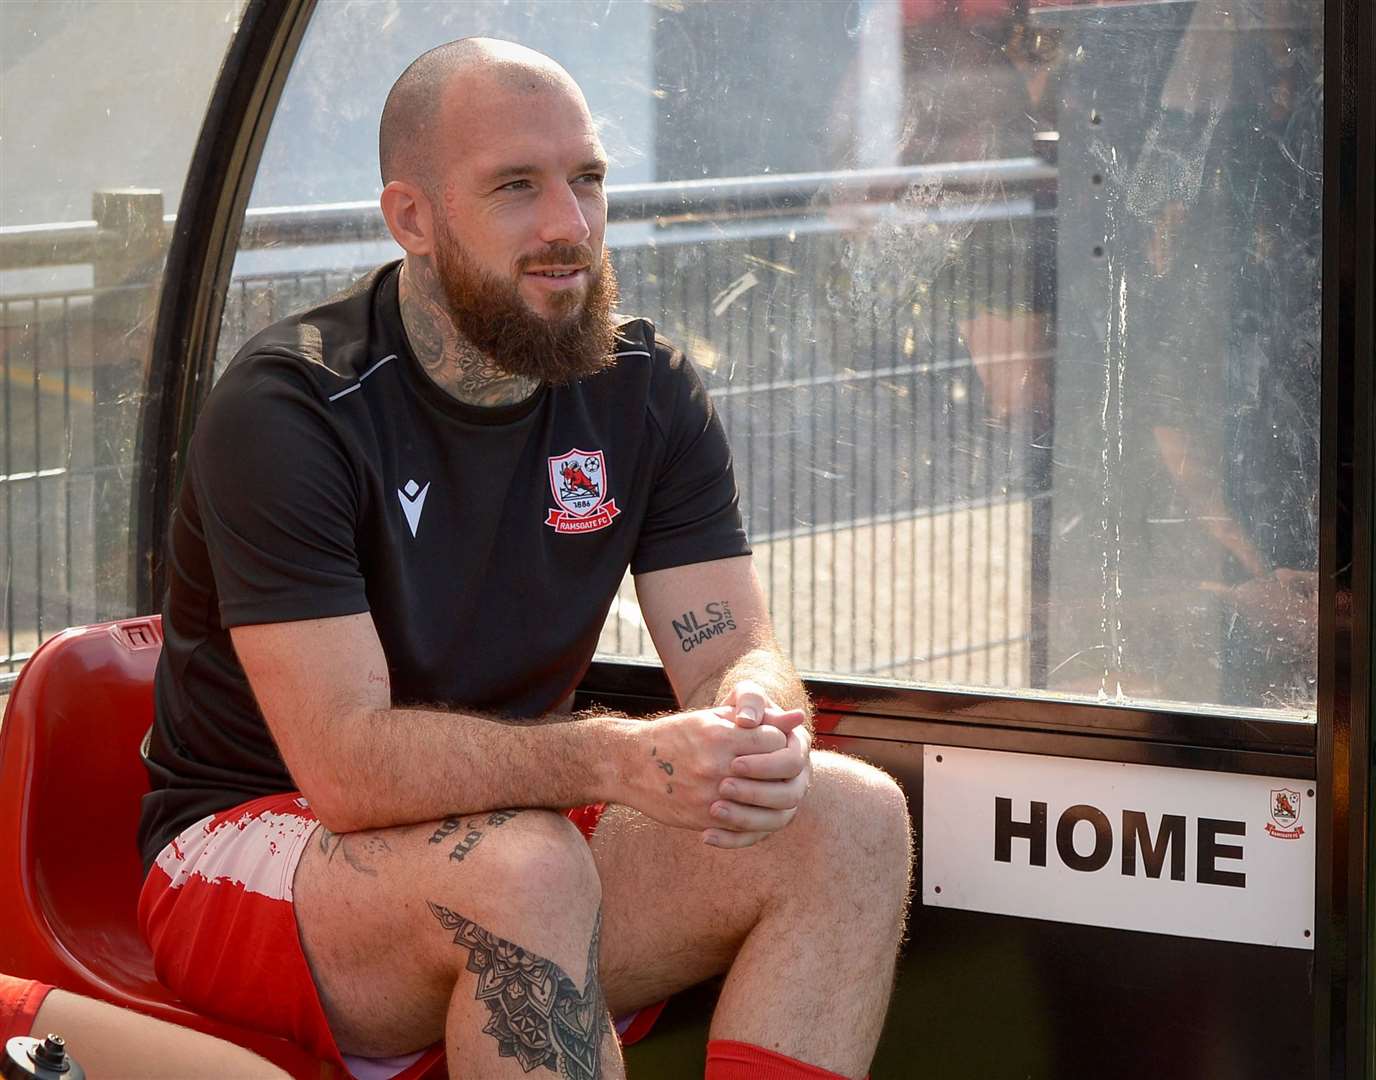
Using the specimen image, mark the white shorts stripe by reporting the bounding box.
[155,801,318,902]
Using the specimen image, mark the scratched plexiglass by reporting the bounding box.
[215,0,1322,718]
[0,1,246,677]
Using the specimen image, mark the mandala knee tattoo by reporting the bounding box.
[428,901,609,1079]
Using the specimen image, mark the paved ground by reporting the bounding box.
[598,499,1030,690]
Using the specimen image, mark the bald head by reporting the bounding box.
[379,37,584,191]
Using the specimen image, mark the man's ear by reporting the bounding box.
[380,180,435,257]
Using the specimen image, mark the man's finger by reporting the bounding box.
[761,706,807,733]
[723,722,789,756]
[718,774,807,810]
[729,679,773,727]
[703,828,769,849]
[730,724,810,780]
[730,744,803,780]
[707,800,796,834]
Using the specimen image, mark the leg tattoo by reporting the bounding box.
[429,810,527,863]
[428,902,608,1079]
[317,828,388,876]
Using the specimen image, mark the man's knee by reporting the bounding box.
[797,752,913,878]
[301,810,601,972]
[426,808,601,915]
[421,809,604,987]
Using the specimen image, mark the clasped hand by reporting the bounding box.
[637,680,812,849]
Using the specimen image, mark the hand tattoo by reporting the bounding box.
[428,902,608,1079]
[651,746,675,795]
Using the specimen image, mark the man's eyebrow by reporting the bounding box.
[480,159,608,186]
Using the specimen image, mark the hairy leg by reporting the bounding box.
[292,809,623,1079]
[31,990,290,1080]
[590,751,913,1079]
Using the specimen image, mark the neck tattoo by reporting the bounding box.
[399,258,540,409]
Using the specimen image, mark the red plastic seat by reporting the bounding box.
[0,618,443,1079]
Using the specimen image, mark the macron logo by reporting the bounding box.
[397,479,430,538]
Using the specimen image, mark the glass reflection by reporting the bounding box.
[213,0,1322,717]
[0,1,245,676]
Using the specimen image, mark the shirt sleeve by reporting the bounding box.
[630,342,751,575]
[188,355,370,627]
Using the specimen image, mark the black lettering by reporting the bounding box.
[1056,804,1113,872]
[671,615,693,639]
[449,830,484,863]
[429,817,463,845]
[1121,811,1186,880]
[706,602,723,622]
[994,797,1047,866]
[1197,818,1246,888]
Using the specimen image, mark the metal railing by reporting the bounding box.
[1,159,1055,687]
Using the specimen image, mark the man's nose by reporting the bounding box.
[537,182,592,247]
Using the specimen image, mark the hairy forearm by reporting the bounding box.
[690,646,811,724]
[305,705,635,834]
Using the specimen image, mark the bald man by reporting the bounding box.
[136,38,911,1080]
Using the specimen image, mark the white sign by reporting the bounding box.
[922,745,1315,949]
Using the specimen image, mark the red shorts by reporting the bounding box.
[139,794,664,1078]
[0,972,53,1046]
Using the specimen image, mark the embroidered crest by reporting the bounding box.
[546,448,620,534]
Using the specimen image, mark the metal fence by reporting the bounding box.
[2,160,1054,688]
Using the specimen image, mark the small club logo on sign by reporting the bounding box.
[546,448,620,534]
[1266,788,1304,840]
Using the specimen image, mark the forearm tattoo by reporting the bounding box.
[670,600,737,653]
[428,902,609,1079]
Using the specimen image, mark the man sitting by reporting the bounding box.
[136,37,912,1080]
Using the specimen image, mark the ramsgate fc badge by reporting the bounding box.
[546,448,620,534]
[1266,787,1304,840]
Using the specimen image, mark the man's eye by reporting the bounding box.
[499,179,533,192]
[577,173,605,186]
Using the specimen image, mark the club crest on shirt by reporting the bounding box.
[546,448,620,534]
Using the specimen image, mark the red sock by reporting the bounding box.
[705,1038,868,1080]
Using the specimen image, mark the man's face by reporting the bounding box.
[428,73,613,336]
[431,215,619,386]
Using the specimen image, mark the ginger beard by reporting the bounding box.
[431,218,620,386]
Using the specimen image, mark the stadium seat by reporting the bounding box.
[0,618,444,1079]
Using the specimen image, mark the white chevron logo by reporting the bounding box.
[397,479,430,538]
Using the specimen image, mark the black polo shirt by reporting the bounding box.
[138,262,748,867]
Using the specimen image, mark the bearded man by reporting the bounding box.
[136,37,911,1080]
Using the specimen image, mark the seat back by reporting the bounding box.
[0,618,434,1077]
[0,618,165,997]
